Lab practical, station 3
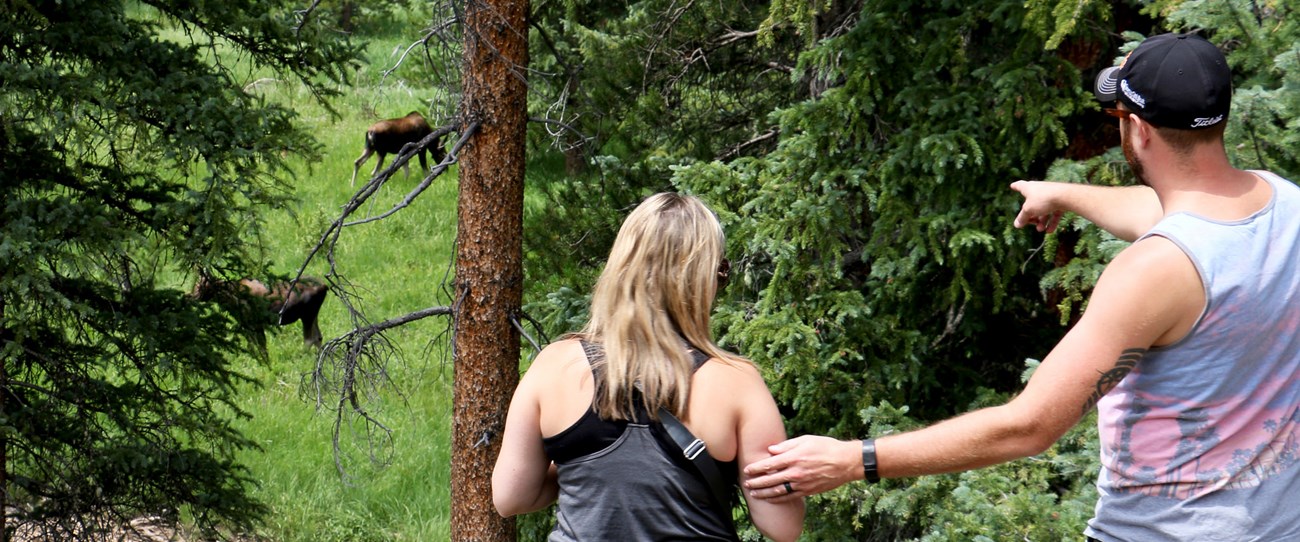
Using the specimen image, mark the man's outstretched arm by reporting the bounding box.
[1011,181,1161,242]
[743,237,1198,500]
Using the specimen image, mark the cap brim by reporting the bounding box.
[1095,66,1121,102]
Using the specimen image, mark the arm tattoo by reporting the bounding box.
[1081,348,1144,415]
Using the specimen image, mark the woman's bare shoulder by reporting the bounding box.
[538,337,585,357]
[699,355,762,379]
[695,356,770,400]
[521,338,589,382]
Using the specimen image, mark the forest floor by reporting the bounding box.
[8,513,258,542]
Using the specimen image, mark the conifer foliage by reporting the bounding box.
[0,0,358,538]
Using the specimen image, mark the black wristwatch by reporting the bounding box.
[862,439,880,483]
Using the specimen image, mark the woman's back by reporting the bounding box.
[516,338,800,541]
[541,339,736,540]
[545,412,736,540]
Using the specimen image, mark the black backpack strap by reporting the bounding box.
[657,405,734,515]
[580,340,736,515]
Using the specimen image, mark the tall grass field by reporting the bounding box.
[223,27,465,542]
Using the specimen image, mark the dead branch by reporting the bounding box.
[528,116,595,154]
[642,0,698,93]
[719,126,779,160]
[307,305,453,479]
[290,122,460,286]
[383,30,437,81]
[345,121,480,227]
[715,28,759,47]
[371,1,463,119]
[292,0,323,36]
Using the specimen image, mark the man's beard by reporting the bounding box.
[1122,129,1149,187]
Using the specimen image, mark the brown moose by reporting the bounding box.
[350,111,446,186]
[191,276,329,349]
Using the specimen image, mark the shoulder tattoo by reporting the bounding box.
[1081,348,1144,415]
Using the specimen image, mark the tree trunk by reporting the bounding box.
[451,0,529,540]
[338,1,356,33]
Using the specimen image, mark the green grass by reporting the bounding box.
[225,32,462,542]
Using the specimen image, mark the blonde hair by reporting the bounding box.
[580,192,743,421]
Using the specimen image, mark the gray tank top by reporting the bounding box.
[1086,171,1300,541]
[540,342,739,541]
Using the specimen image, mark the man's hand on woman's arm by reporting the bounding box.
[742,436,861,502]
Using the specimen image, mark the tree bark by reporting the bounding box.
[338,1,355,32]
[452,0,529,540]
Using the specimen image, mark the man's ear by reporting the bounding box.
[1127,115,1153,150]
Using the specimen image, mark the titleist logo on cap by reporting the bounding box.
[1192,115,1224,128]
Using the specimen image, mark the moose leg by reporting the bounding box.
[397,152,412,178]
[302,312,323,349]
[431,136,447,166]
[351,148,374,186]
[286,282,328,349]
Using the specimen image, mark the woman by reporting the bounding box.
[492,193,804,541]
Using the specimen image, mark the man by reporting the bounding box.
[744,33,1300,541]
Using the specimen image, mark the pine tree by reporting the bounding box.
[0,0,358,538]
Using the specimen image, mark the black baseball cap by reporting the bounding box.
[1094,33,1231,130]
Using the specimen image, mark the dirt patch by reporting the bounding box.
[9,514,259,542]
[11,515,176,542]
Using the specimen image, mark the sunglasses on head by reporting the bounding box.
[1103,108,1133,120]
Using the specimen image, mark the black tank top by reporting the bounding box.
[540,341,740,541]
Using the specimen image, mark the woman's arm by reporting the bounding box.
[730,363,805,542]
[491,347,563,516]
